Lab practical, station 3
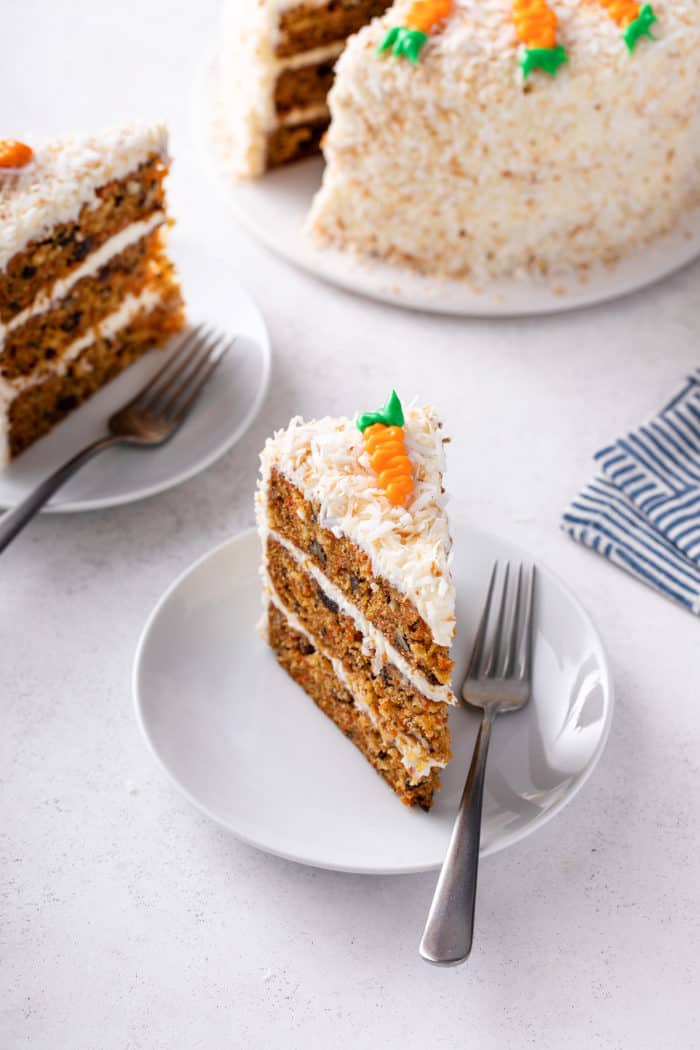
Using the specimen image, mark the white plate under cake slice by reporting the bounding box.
[133,522,614,872]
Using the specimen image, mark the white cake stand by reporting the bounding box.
[191,51,700,318]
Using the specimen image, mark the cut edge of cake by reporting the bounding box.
[0,123,185,463]
[218,0,391,177]
[256,401,457,810]
[217,0,700,280]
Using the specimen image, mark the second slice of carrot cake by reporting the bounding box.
[0,124,185,464]
[256,391,456,810]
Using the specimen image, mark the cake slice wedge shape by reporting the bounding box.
[256,393,457,810]
[0,124,184,463]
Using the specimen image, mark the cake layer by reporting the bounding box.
[0,211,164,355]
[268,528,453,703]
[266,535,452,768]
[267,467,454,686]
[274,57,338,115]
[266,118,330,168]
[268,602,438,809]
[0,156,167,324]
[1,227,166,380]
[1,278,183,461]
[276,0,391,58]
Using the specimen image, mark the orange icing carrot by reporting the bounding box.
[0,139,33,169]
[363,423,414,507]
[405,0,454,35]
[512,0,558,50]
[594,0,642,28]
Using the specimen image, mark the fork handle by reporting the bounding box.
[0,435,121,553]
[419,708,495,965]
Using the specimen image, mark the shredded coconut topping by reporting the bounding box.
[258,404,456,647]
[309,0,700,279]
[0,123,169,270]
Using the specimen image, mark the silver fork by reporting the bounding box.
[0,324,233,553]
[419,561,536,966]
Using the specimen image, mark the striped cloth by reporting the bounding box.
[562,369,700,615]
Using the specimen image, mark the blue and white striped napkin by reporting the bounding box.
[562,370,700,615]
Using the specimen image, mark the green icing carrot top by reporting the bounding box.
[378,0,454,64]
[356,389,405,432]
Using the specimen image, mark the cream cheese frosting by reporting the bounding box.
[0,123,169,270]
[278,104,330,128]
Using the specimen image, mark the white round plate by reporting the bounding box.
[193,51,700,318]
[0,239,271,513]
[134,524,614,875]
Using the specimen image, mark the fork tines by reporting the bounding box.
[466,561,535,684]
[128,323,234,423]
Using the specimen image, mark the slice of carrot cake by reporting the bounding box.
[256,391,456,810]
[0,124,185,464]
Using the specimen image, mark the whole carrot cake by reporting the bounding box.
[220,0,700,280]
[256,391,457,810]
[0,124,185,464]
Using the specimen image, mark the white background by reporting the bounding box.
[3,2,700,1047]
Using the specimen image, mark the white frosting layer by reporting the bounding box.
[0,211,165,351]
[269,528,455,704]
[279,103,330,127]
[0,285,163,465]
[257,404,456,647]
[263,580,447,782]
[276,41,345,70]
[0,124,169,270]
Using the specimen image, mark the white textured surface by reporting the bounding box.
[2,3,700,1049]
